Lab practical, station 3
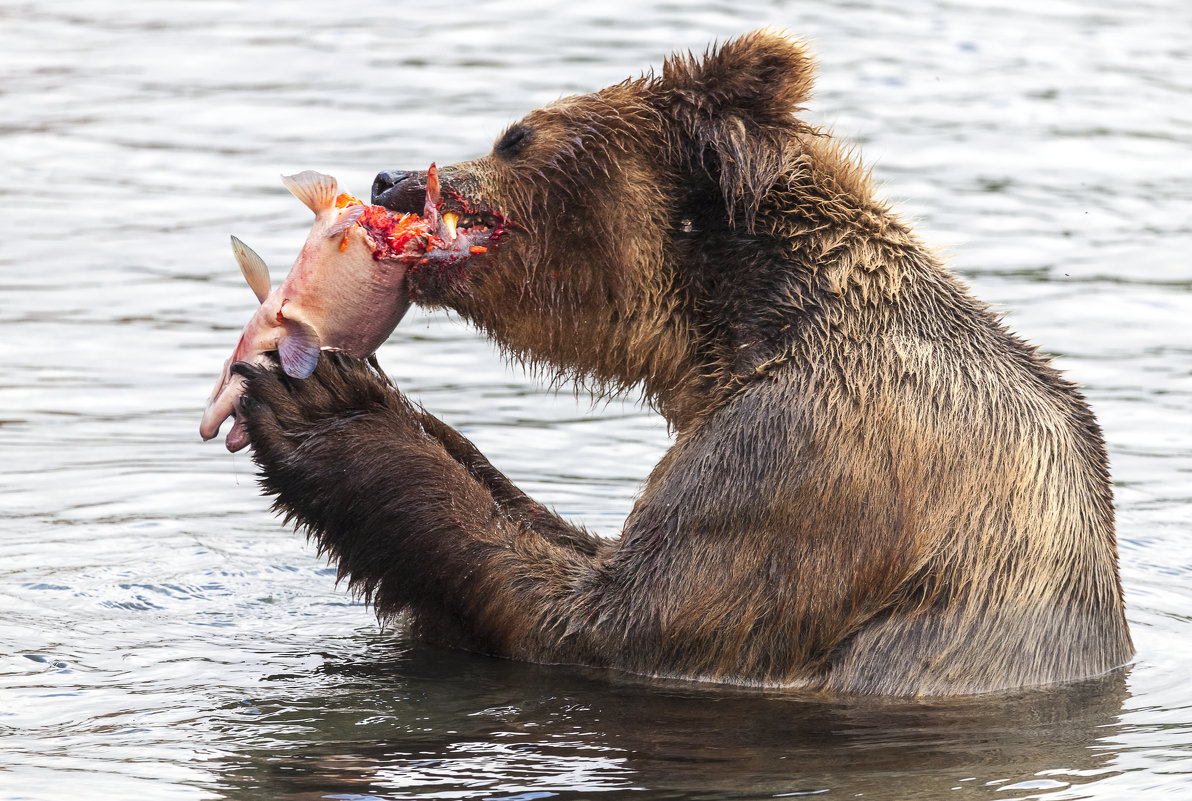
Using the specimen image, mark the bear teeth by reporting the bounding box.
[454,214,494,235]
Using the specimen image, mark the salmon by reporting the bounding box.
[199,170,433,451]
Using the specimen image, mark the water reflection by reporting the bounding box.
[212,638,1131,800]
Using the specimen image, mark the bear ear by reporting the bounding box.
[662,29,814,125]
[659,29,816,228]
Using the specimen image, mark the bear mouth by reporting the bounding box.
[383,163,512,288]
[433,209,506,254]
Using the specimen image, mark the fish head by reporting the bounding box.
[200,231,325,452]
[198,291,292,450]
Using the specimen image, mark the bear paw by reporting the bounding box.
[232,352,405,461]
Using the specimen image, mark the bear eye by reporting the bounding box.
[494,125,533,160]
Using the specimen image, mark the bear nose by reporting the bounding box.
[371,169,427,212]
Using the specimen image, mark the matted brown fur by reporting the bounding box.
[236,30,1133,695]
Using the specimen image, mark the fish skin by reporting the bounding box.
[200,172,425,451]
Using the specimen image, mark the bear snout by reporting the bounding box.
[372,169,427,212]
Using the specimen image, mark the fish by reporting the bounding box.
[199,169,438,452]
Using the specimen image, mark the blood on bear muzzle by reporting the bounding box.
[373,164,512,293]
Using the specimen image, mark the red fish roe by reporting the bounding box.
[355,205,435,261]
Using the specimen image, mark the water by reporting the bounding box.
[1,0,1189,798]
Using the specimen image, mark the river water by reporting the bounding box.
[1,0,1189,799]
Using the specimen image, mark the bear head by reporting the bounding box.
[372,30,817,424]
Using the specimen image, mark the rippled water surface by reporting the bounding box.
[2,0,1190,798]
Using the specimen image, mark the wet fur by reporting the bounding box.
[237,31,1132,695]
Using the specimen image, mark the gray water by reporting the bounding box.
[1,0,1190,798]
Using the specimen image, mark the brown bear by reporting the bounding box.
[233,30,1133,695]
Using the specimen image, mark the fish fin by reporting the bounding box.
[230,235,271,304]
[424,162,441,208]
[281,170,338,214]
[277,307,321,379]
[421,162,442,230]
[324,203,366,238]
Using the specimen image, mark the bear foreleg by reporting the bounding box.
[233,354,607,658]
